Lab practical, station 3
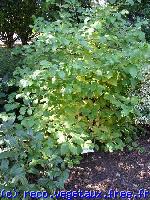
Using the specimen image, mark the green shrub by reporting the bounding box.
[0,47,22,78]
[108,0,150,42]
[137,64,150,126]
[0,46,23,115]
[0,5,149,196]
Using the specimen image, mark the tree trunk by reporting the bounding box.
[20,34,28,45]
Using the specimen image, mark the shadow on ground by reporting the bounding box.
[65,136,150,199]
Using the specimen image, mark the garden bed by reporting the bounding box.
[65,135,150,199]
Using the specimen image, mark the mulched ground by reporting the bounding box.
[65,134,150,200]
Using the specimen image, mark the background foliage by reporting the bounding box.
[0,0,39,47]
[0,0,92,47]
[0,47,22,78]
[108,0,150,42]
[108,0,150,127]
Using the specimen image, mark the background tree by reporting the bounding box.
[0,0,39,47]
[0,0,92,47]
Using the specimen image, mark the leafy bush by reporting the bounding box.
[137,64,150,126]
[108,0,150,42]
[0,46,23,115]
[0,5,149,196]
[0,47,22,78]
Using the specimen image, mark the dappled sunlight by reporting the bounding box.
[66,138,150,193]
[86,178,112,191]
[95,165,106,172]
[118,162,135,172]
[137,170,150,180]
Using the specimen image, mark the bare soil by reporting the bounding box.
[65,135,150,199]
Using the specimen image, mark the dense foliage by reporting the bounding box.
[0,0,39,47]
[0,0,92,47]
[108,0,150,42]
[108,0,150,128]
[0,0,149,48]
[0,47,22,78]
[137,65,150,126]
[0,5,149,195]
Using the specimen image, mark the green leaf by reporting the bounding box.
[40,60,50,66]
[61,170,69,181]
[27,108,32,115]
[58,71,66,80]
[96,70,102,76]
[20,79,31,88]
[121,104,131,116]
[17,115,24,120]
[60,143,69,155]
[120,10,129,15]
[5,103,19,112]
[10,164,24,176]
[109,0,116,3]
[99,36,107,44]
[126,0,134,5]
[107,77,118,86]
[106,142,114,152]
[20,107,26,115]
[21,118,35,128]
[69,144,78,155]
[128,66,138,78]
[132,141,138,148]
[0,159,9,172]
[0,150,17,160]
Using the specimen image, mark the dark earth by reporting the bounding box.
[65,132,150,200]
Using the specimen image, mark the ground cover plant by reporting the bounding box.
[0,4,150,199]
[0,47,22,78]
